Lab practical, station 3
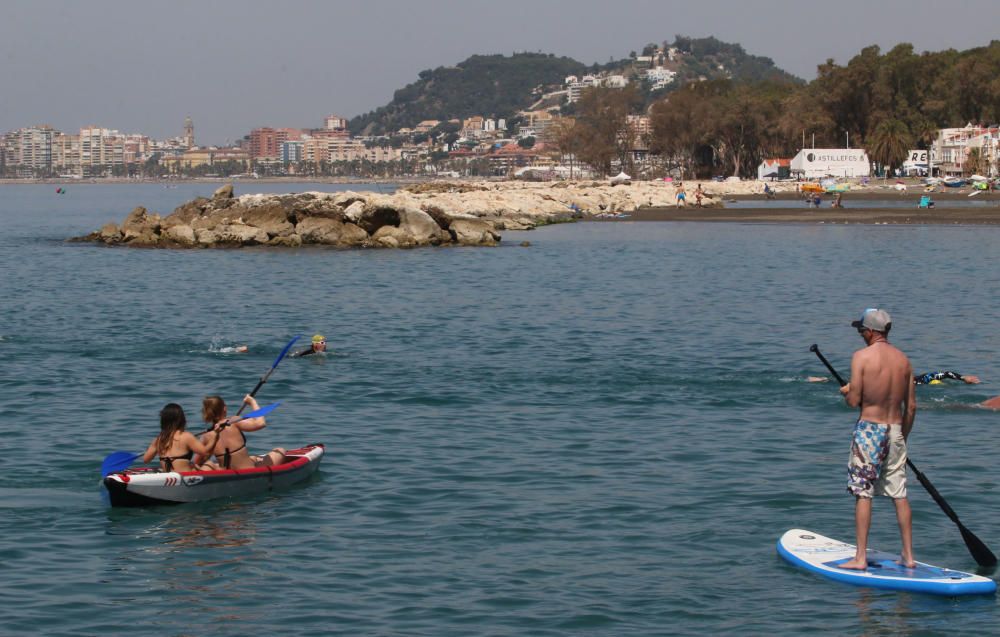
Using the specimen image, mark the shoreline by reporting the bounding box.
[589,206,1000,225]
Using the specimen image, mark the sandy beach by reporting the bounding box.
[592,190,1000,225]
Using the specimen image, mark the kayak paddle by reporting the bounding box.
[101,402,283,477]
[235,335,300,416]
[810,344,997,568]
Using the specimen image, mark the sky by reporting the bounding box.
[3,0,1000,145]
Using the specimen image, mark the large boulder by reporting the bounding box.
[99,223,122,244]
[213,183,234,200]
[450,219,500,246]
[214,223,270,245]
[296,217,369,246]
[396,207,450,245]
[239,203,295,237]
[162,198,211,228]
[121,206,161,241]
[162,224,196,246]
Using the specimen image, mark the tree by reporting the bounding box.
[571,85,642,176]
[866,118,913,176]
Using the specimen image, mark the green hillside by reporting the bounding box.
[348,38,801,135]
[349,53,587,135]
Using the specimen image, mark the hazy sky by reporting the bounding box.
[3,0,999,145]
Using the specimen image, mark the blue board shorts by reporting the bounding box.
[847,419,907,499]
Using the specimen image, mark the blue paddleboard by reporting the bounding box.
[777,529,996,596]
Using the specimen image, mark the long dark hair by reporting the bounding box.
[156,403,187,456]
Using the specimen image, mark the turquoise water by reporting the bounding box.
[2,183,1000,636]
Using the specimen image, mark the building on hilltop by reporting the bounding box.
[183,116,194,148]
[565,74,630,103]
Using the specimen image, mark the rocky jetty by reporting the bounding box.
[73,181,719,248]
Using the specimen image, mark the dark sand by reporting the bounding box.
[591,191,1000,225]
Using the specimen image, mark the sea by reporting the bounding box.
[2,182,1000,636]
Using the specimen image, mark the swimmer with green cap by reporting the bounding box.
[293,334,327,357]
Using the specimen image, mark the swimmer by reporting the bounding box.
[293,334,327,357]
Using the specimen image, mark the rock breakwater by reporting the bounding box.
[72,181,718,248]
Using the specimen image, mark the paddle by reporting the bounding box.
[100,402,283,477]
[235,335,300,417]
[810,344,997,567]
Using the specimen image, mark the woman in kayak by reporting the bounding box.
[198,394,287,469]
[142,403,221,472]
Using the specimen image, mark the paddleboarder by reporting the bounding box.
[839,308,917,570]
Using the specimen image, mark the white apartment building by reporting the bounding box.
[645,67,677,91]
[565,74,630,103]
[932,125,999,177]
[2,125,57,170]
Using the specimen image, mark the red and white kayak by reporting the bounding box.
[103,444,324,507]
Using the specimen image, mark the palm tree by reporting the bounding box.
[867,119,913,177]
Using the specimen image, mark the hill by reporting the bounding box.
[349,53,587,135]
[348,37,801,135]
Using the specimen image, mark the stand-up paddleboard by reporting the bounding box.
[778,529,996,596]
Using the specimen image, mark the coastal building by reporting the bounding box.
[931,125,999,177]
[323,115,348,131]
[249,127,304,159]
[757,158,791,180]
[790,148,870,178]
[901,149,937,176]
[2,125,57,174]
[280,140,304,164]
[159,147,249,170]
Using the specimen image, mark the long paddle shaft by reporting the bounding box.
[235,335,300,416]
[101,402,283,477]
[810,344,997,567]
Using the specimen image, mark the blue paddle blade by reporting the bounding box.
[272,335,301,369]
[239,402,280,421]
[101,451,141,477]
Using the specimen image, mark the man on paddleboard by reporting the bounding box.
[839,308,917,570]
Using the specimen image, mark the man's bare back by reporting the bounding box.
[843,340,916,433]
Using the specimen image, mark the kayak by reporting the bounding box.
[777,529,996,596]
[103,444,324,507]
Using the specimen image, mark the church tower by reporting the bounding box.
[183,116,194,148]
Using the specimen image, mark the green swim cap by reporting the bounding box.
[312,334,325,343]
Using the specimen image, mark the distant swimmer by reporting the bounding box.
[913,371,980,385]
[810,370,980,385]
[293,334,327,357]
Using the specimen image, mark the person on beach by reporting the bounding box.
[143,403,221,472]
[695,184,704,207]
[293,334,327,357]
[838,308,916,570]
[832,192,844,208]
[675,185,687,207]
[197,395,286,470]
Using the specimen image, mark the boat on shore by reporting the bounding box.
[103,444,324,506]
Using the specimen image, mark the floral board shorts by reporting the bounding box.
[847,419,907,499]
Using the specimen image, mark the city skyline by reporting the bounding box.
[4,0,1000,145]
